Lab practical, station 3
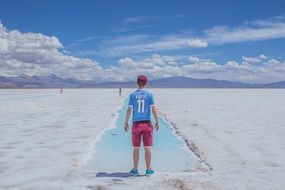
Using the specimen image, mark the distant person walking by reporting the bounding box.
[60,87,63,94]
[124,75,159,175]
[119,88,122,96]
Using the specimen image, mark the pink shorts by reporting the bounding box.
[132,121,153,147]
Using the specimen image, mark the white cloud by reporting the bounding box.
[98,16,285,56]
[101,37,208,56]
[225,61,252,72]
[108,54,285,83]
[188,56,201,63]
[113,16,160,33]
[122,16,153,23]
[184,57,222,73]
[259,54,268,59]
[225,61,239,68]
[0,24,105,80]
[187,39,208,47]
[118,57,135,68]
[241,54,270,64]
[1,23,285,83]
[242,56,263,64]
[205,17,285,44]
[268,59,281,65]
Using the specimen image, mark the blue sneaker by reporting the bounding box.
[146,169,154,175]
[130,169,138,175]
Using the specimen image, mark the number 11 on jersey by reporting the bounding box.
[137,99,145,113]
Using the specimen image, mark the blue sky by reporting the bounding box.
[0,0,285,83]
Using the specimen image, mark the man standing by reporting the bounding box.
[124,75,159,175]
[119,87,122,96]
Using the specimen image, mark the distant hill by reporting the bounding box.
[0,74,86,88]
[149,77,251,88]
[260,80,285,88]
[0,75,284,88]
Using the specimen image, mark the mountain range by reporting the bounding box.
[0,74,284,88]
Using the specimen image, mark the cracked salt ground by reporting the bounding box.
[85,98,206,173]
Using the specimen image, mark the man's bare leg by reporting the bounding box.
[145,146,151,169]
[133,147,140,169]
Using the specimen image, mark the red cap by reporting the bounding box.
[137,75,148,85]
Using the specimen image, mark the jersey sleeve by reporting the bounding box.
[128,95,133,107]
[150,93,155,106]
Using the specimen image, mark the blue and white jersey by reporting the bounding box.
[128,89,155,122]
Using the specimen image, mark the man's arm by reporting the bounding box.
[152,106,159,131]
[124,106,132,132]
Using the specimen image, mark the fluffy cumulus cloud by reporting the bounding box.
[0,23,105,80]
[185,56,222,72]
[1,23,285,83]
[242,55,265,64]
[114,53,183,80]
[223,56,285,82]
[108,54,285,83]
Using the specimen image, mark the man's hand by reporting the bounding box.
[155,122,159,131]
[124,122,129,132]
[124,107,132,132]
[152,106,159,131]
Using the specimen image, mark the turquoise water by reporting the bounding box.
[87,99,201,173]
